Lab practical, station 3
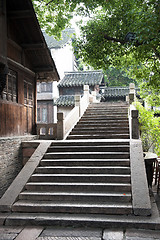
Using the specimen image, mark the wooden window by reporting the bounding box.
[42,108,47,122]
[41,82,52,92]
[24,81,33,106]
[2,69,17,102]
[37,82,40,93]
[37,107,40,122]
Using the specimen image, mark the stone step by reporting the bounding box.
[19,191,132,203]
[67,134,130,139]
[75,124,129,129]
[25,182,131,192]
[88,106,128,109]
[70,129,129,134]
[43,152,130,159]
[6,212,160,229]
[30,174,131,183]
[50,140,130,146]
[80,116,128,120]
[78,120,129,124]
[47,145,130,152]
[72,127,129,131]
[84,113,128,116]
[40,159,130,167]
[76,121,129,126]
[12,200,132,215]
[36,166,131,174]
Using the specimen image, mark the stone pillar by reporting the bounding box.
[75,95,81,116]
[131,109,139,139]
[57,112,64,140]
[91,91,96,102]
[83,85,89,103]
[129,83,135,104]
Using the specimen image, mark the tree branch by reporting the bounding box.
[104,34,126,44]
[46,0,54,6]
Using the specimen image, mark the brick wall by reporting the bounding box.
[0,135,38,198]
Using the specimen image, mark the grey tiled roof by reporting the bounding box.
[58,71,104,88]
[42,28,75,49]
[55,95,75,107]
[104,87,140,97]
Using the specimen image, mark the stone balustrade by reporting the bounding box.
[36,123,57,139]
[128,83,140,139]
[57,85,90,140]
[37,85,90,140]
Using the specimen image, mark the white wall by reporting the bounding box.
[51,42,75,80]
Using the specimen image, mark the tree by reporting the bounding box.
[32,0,160,105]
[104,67,137,87]
[32,0,106,38]
[72,0,160,105]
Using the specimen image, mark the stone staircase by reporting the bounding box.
[10,102,132,217]
[0,102,155,227]
[67,102,129,139]
[12,140,132,215]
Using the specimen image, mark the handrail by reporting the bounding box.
[57,85,90,140]
[36,123,57,139]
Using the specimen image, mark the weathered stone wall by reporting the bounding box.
[0,135,38,198]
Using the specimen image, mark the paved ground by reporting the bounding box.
[1,225,160,240]
[0,186,160,240]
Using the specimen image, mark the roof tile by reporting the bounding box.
[58,71,103,88]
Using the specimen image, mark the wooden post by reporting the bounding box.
[57,112,64,140]
[0,0,7,65]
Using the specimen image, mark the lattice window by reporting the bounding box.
[2,69,17,102]
[41,82,52,92]
[42,108,47,123]
[24,80,33,106]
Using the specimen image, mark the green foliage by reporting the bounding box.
[72,0,160,104]
[33,0,160,105]
[32,0,106,38]
[104,67,137,87]
[134,101,160,156]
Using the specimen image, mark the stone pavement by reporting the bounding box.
[1,225,160,240]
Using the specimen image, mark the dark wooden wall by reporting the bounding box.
[0,60,36,137]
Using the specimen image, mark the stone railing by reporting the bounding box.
[37,85,91,140]
[57,85,90,140]
[128,83,139,139]
[128,83,151,216]
[36,123,57,140]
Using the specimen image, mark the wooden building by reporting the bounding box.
[0,0,59,137]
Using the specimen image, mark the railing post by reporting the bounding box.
[75,95,81,117]
[131,109,139,139]
[83,85,89,103]
[57,112,65,140]
[91,91,96,102]
[129,83,136,104]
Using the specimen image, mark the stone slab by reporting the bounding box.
[0,226,22,240]
[41,227,102,237]
[4,212,160,230]
[37,237,101,240]
[0,214,10,225]
[130,139,151,216]
[14,226,43,240]
[0,233,18,239]
[126,229,160,239]
[103,229,124,240]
